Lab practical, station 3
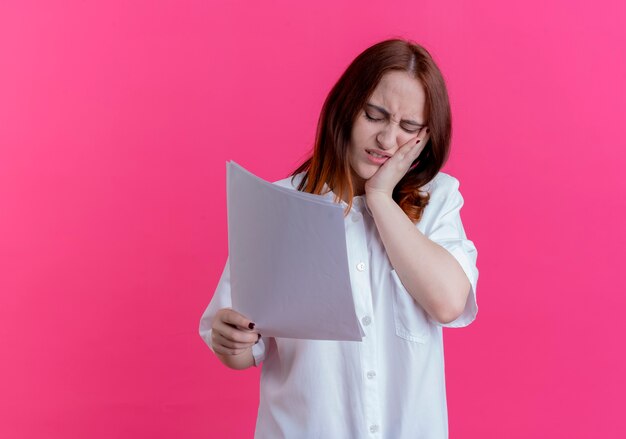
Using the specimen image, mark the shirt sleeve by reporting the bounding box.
[199,256,268,366]
[425,175,479,328]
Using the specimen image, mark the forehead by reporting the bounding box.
[369,70,426,119]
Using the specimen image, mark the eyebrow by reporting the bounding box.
[365,102,425,127]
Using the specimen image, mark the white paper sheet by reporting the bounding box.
[226,161,363,341]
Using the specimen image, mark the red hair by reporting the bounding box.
[290,38,452,223]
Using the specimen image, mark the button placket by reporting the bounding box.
[344,206,380,437]
[359,283,379,438]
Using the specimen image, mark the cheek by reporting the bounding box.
[351,119,372,140]
[401,134,415,145]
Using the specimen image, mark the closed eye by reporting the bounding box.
[365,112,420,134]
[364,112,381,121]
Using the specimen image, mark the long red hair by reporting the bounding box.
[290,38,452,223]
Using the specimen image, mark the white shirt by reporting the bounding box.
[199,171,479,439]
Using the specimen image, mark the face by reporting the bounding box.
[348,70,427,195]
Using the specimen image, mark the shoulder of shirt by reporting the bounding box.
[428,171,460,192]
[423,172,463,209]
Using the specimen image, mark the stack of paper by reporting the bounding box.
[226,161,363,341]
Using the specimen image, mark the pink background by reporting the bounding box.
[1,0,625,437]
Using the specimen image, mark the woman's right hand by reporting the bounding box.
[211,308,260,356]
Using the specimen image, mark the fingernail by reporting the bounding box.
[248,322,255,330]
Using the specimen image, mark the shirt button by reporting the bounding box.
[356,262,366,272]
[369,424,379,433]
[361,316,372,326]
[367,370,376,379]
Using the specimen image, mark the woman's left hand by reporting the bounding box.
[364,127,430,198]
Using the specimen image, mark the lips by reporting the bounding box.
[365,149,390,165]
[366,149,391,158]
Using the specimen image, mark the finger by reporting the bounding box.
[396,132,420,152]
[221,308,256,331]
[412,137,425,157]
[215,322,259,345]
[420,126,430,144]
[397,137,421,163]
[212,341,250,356]
[213,330,259,350]
[214,319,260,344]
[411,128,429,155]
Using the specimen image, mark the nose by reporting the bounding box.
[376,125,400,151]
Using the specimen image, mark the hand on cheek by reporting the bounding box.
[365,127,430,198]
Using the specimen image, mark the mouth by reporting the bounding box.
[366,149,391,159]
[365,149,391,165]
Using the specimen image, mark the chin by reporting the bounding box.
[358,165,378,180]
[350,158,377,185]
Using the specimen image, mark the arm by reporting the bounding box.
[363,129,471,324]
[366,191,470,324]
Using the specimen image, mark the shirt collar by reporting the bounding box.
[320,183,371,216]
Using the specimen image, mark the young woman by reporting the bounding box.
[200,38,479,438]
